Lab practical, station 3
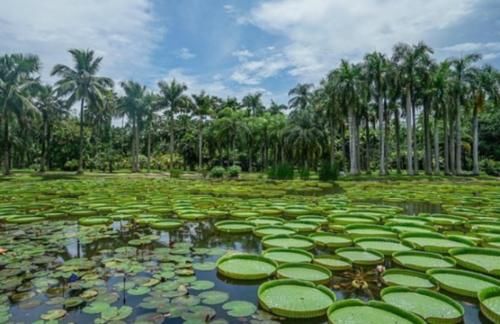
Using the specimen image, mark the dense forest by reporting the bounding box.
[1,42,499,177]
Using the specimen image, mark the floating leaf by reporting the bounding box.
[192,262,216,271]
[222,300,257,317]
[199,291,230,305]
[83,301,110,314]
[40,309,66,320]
[190,280,215,291]
[127,286,150,296]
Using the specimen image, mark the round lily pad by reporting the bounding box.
[276,263,332,284]
[308,232,352,248]
[354,237,412,256]
[258,279,336,318]
[63,296,85,308]
[478,286,500,323]
[253,225,297,237]
[449,247,500,276]
[427,268,500,297]
[199,290,230,305]
[261,234,315,250]
[83,301,110,314]
[262,248,313,264]
[40,309,67,321]
[392,251,456,272]
[381,286,464,324]
[336,247,384,266]
[283,221,319,233]
[345,224,398,239]
[79,217,111,226]
[192,261,217,271]
[215,220,254,233]
[127,286,150,296]
[327,299,425,324]
[246,216,284,226]
[150,219,184,230]
[313,255,352,271]
[401,232,473,253]
[222,300,257,317]
[217,253,277,280]
[382,269,436,289]
[190,280,215,291]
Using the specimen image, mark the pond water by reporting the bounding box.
[0,177,498,323]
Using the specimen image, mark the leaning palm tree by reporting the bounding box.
[51,49,113,174]
[450,54,481,174]
[157,79,189,168]
[119,81,147,172]
[0,54,41,175]
[364,52,388,175]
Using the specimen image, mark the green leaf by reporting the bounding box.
[222,300,257,317]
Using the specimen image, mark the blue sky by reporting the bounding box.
[1,0,499,104]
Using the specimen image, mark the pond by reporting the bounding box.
[0,176,499,323]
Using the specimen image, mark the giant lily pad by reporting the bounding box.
[449,247,500,276]
[262,248,313,264]
[198,290,229,305]
[382,269,436,289]
[222,300,257,317]
[261,234,315,250]
[336,247,384,266]
[427,268,500,297]
[354,237,412,256]
[253,225,296,237]
[478,286,500,323]
[308,232,352,248]
[215,220,254,233]
[313,255,352,271]
[345,224,398,239]
[401,232,473,253]
[217,253,277,280]
[381,286,464,324]
[392,251,456,272]
[258,279,336,318]
[276,263,332,284]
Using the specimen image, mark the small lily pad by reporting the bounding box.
[192,262,217,271]
[40,309,66,321]
[190,280,215,291]
[199,290,230,305]
[223,300,257,317]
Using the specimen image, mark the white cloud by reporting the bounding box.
[439,42,500,61]
[0,0,162,82]
[177,47,196,60]
[231,53,289,85]
[232,49,254,61]
[249,0,478,82]
[223,4,235,14]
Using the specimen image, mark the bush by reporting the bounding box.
[209,166,225,178]
[63,159,79,171]
[299,168,310,180]
[268,163,294,180]
[319,160,339,181]
[480,159,500,176]
[170,168,182,178]
[227,165,241,178]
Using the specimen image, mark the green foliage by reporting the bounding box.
[480,159,500,176]
[63,159,79,171]
[227,165,241,178]
[268,163,294,180]
[299,168,310,180]
[209,166,225,178]
[170,168,182,178]
[319,160,339,181]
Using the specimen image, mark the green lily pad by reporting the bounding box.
[392,251,456,272]
[313,255,352,271]
[217,253,277,280]
[199,290,230,305]
[83,301,110,314]
[428,268,500,297]
[190,280,215,291]
[261,234,315,250]
[401,232,473,253]
[308,232,352,248]
[336,247,384,265]
[382,269,436,289]
[192,261,217,271]
[354,237,412,256]
[127,286,151,296]
[479,286,500,323]
[449,247,500,276]
[40,309,66,321]
[222,300,257,317]
[276,263,332,284]
[215,220,254,233]
[253,225,297,237]
[63,297,84,308]
[262,248,313,264]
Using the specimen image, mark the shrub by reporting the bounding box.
[319,160,339,181]
[227,165,241,178]
[480,159,500,176]
[299,168,310,180]
[170,169,182,178]
[209,166,225,178]
[268,163,294,180]
[63,159,79,171]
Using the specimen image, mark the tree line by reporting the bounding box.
[1,42,499,176]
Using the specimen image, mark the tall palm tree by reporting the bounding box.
[51,49,113,174]
[450,54,481,174]
[157,79,189,168]
[0,54,40,175]
[35,85,68,173]
[119,81,147,172]
[242,92,264,116]
[142,92,158,173]
[393,42,433,175]
[332,60,362,175]
[191,91,213,170]
[365,52,388,175]
[288,83,313,111]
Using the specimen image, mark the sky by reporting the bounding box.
[1,0,499,104]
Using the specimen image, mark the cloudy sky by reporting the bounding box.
[1,0,499,103]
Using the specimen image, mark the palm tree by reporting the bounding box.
[0,54,40,175]
[269,100,287,114]
[119,81,147,172]
[332,60,362,175]
[288,83,313,111]
[393,42,433,175]
[35,85,68,173]
[191,91,213,170]
[51,49,113,174]
[157,79,189,169]
[365,52,388,175]
[242,92,264,116]
[142,92,158,173]
[450,54,481,174]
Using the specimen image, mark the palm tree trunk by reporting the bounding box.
[40,114,48,173]
[444,106,450,175]
[364,114,370,172]
[395,106,401,174]
[108,118,113,173]
[450,117,456,174]
[147,128,152,173]
[2,109,10,176]
[348,106,358,175]
[330,120,337,167]
[248,145,253,172]
[77,98,85,174]
[423,100,432,175]
[434,115,440,174]
[405,88,414,175]
[472,106,479,175]
[169,116,175,169]
[198,127,203,171]
[412,102,418,174]
[384,100,390,175]
[378,96,385,175]
[455,100,463,174]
